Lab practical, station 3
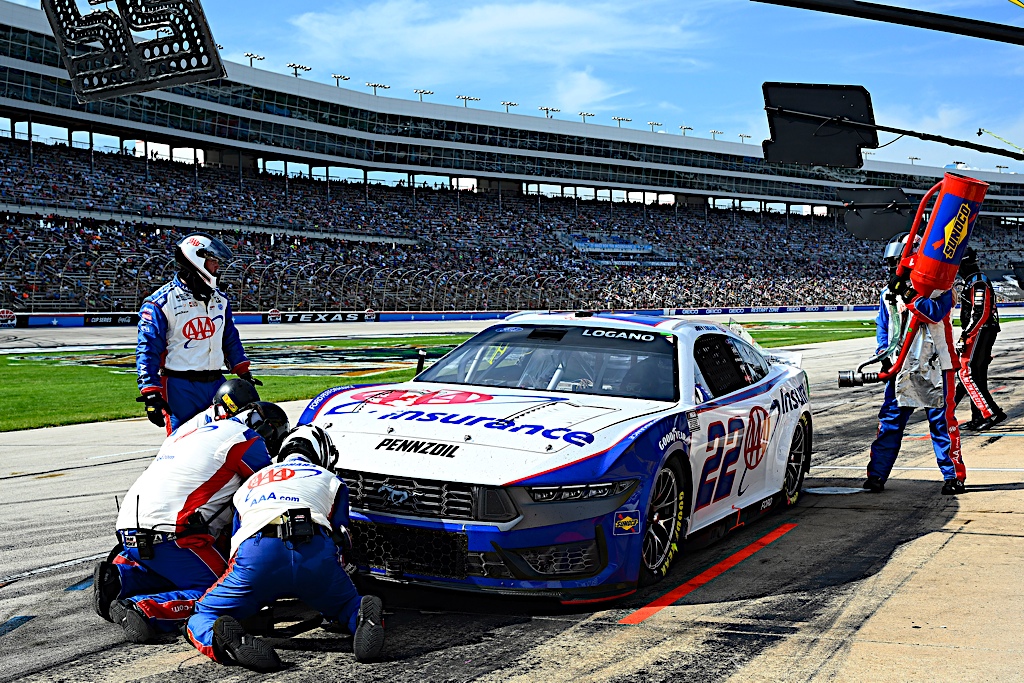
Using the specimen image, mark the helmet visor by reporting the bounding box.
[196,237,232,264]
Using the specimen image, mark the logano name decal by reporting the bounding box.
[582,329,656,341]
[376,410,595,447]
[375,438,459,458]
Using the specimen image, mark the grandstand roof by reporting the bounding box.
[1,0,1022,216]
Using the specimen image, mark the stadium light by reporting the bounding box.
[539,106,560,118]
[679,125,693,136]
[501,101,519,113]
[414,88,434,102]
[366,82,390,95]
[331,74,350,86]
[579,112,594,123]
[612,116,631,127]
[908,155,920,165]
[648,121,662,132]
[997,165,1009,172]
[710,129,723,140]
[287,63,311,77]
[457,95,481,107]
[738,133,751,144]
[245,52,264,67]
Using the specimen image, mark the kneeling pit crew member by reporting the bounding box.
[954,247,1005,431]
[136,233,262,432]
[186,425,385,671]
[93,402,290,643]
[176,378,262,433]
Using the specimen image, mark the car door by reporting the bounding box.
[688,333,770,531]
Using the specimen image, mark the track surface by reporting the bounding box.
[1,322,1022,682]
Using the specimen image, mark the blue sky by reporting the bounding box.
[12,1,1024,172]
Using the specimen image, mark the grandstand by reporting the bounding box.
[1,0,1023,314]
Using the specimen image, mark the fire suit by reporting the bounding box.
[113,417,272,632]
[186,456,362,662]
[137,275,250,430]
[954,272,1001,422]
[867,289,966,484]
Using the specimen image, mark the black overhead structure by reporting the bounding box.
[40,0,224,102]
[762,82,1024,168]
[836,188,916,241]
[750,0,1024,47]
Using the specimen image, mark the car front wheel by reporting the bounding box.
[784,413,810,506]
[639,458,686,586]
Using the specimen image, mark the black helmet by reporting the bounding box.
[174,233,232,299]
[958,246,980,277]
[212,379,260,419]
[245,402,290,456]
[277,425,339,471]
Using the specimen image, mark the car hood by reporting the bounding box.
[308,383,674,486]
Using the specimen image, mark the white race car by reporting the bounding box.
[298,312,812,603]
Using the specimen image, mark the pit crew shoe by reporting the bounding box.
[109,599,154,643]
[961,418,985,432]
[941,479,966,496]
[862,476,884,493]
[978,411,1008,431]
[353,595,385,662]
[213,616,281,672]
[92,561,121,622]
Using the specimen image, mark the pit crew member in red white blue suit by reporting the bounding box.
[136,233,261,431]
[865,240,966,496]
[954,248,1005,431]
[185,426,385,671]
[93,402,290,643]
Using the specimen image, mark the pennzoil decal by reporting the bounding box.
[375,438,459,458]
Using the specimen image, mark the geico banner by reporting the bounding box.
[264,311,374,324]
[84,313,139,326]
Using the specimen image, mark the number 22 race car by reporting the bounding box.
[298,312,812,603]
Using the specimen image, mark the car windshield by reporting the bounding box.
[416,324,679,401]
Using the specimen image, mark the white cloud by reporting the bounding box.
[549,69,629,113]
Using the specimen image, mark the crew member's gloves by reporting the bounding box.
[331,525,352,552]
[955,337,966,356]
[137,392,170,427]
[238,371,263,387]
[880,358,893,373]
[886,274,913,304]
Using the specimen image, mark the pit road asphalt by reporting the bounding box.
[1,320,1022,682]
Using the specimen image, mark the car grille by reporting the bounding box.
[511,540,600,576]
[350,520,469,579]
[466,551,514,579]
[338,469,475,520]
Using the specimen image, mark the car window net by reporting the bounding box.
[417,325,678,401]
[693,334,749,397]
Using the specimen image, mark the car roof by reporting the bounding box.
[501,311,734,337]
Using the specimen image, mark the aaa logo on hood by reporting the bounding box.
[350,388,493,407]
[183,316,216,340]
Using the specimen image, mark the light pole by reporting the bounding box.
[539,106,560,118]
[579,112,594,123]
[710,129,723,140]
[245,52,264,67]
[366,82,390,95]
[331,74,350,86]
[908,156,920,165]
[414,89,433,102]
[612,116,631,128]
[501,101,519,113]
[679,125,693,136]
[287,63,311,77]
[457,95,480,108]
[738,133,751,144]
[997,165,1009,173]
[648,121,662,132]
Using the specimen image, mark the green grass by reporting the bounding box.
[744,320,878,347]
[257,335,473,349]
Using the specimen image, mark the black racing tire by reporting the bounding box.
[638,457,687,587]
[783,413,811,507]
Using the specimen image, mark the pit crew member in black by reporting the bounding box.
[954,248,1005,431]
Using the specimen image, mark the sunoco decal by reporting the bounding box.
[375,438,459,458]
[613,511,641,535]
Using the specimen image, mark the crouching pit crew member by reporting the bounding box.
[136,233,263,431]
[93,402,290,643]
[186,425,385,671]
[865,238,966,496]
[954,247,1006,431]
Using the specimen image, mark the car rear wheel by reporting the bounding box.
[784,414,810,506]
[639,458,686,586]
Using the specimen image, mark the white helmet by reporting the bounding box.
[174,233,232,294]
[277,425,339,471]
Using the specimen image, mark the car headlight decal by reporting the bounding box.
[527,480,637,502]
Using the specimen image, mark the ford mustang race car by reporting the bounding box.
[298,312,812,603]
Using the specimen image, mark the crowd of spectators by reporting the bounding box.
[2,137,1022,313]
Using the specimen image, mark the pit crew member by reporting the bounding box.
[185,426,385,671]
[136,233,262,431]
[865,238,966,495]
[954,248,1005,431]
[93,402,290,643]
